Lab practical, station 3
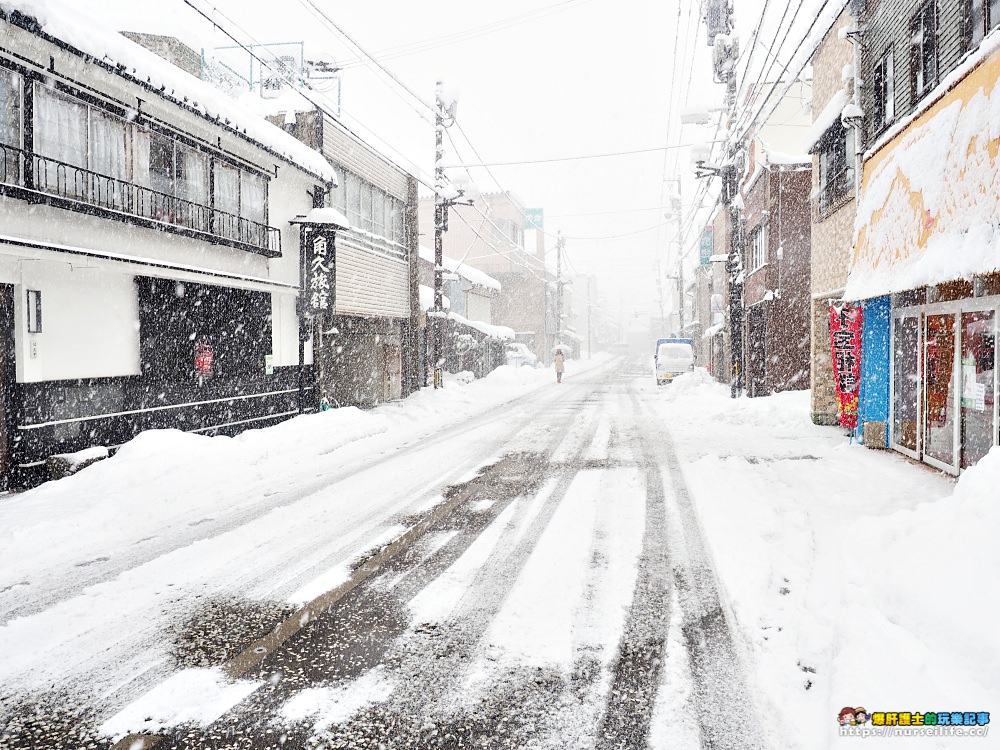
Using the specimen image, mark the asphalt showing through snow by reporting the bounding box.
[1,361,766,749]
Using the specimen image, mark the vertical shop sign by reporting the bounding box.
[830,303,863,428]
[699,225,714,265]
[307,232,334,315]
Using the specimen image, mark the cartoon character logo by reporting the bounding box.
[855,708,869,725]
[838,707,857,726]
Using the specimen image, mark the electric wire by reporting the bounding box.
[333,1,592,70]
[179,0,439,190]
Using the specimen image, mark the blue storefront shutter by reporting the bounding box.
[858,296,892,444]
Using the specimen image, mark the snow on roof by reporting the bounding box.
[1,0,337,182]
[416,285,512,339]
[448,310,515,341]
[418,246,501,292]
[766,149,811,166]
[847,44,1000,301]
[805,88,847,153]
[702,322,725,339]
[418,284,450,313]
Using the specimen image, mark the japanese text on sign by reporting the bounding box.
[829,303,863,428]
[308,234,332,314]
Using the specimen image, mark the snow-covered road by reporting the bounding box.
[0,359,763,749]
[3,357,995,750]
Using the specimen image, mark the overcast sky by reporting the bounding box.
[85,0,811,324]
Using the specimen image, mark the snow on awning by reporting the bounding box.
[805,89,848,153]
[418,246,501,293]
[448,311,514,340]
[703,322,725,339]
[290,207,350,229]
[847,49,1000,301]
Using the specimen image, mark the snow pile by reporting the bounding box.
[652,375,997,749]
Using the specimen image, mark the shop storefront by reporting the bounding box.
[890,295,998,474]
[847,43,1000,473]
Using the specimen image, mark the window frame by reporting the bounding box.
[968,0,1000,48]
[910,0,938,102]
[816,121,854,214]
[872,48,895,133]
[748,223,768,272]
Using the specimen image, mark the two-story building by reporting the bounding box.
[0,4,338,485]
[847,0,1000,473]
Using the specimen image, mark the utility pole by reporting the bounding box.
[432,83,445,389]
[674,178,685,334]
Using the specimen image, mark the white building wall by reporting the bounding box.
[10,260,139,383]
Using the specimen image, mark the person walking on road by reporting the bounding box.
[554,348,566,383]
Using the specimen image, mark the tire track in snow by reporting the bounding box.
[634,383,767,750]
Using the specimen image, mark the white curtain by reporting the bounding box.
[33,83,87,169]
[178,146,209,205]
[89,109,127,180]
[214,162,240,239]
[0,69,21,149]
[239,172,265,223]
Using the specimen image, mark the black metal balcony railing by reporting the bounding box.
[0,141,20,186]
[0,145,279,254]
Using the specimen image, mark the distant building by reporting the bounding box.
[740,139,812,396]
[419,192,554,363]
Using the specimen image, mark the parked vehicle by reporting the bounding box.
[654,337,695,385]
[505,342,539,368]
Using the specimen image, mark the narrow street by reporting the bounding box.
[1,360,764,750]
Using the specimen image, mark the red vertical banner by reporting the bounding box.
[829,303,863,428]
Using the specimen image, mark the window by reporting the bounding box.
[389,197,405,245]
[748,224,767,271]
[33,83,88,170]
[969,0,1000,47]
[872,49,895,132]
[817,122,854,212]
[213,161,240,239]
[0,67,23,184]
[345,172,362,228]
[360,180,373,232]
[329,175,346,215]
[910,1,938,100]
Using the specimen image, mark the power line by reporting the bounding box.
[180,0,438,191]
[334,1,591,69]
[731,0,844,146]
[454,142,710,167]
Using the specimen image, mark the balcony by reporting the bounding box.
[0,143,280,256]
